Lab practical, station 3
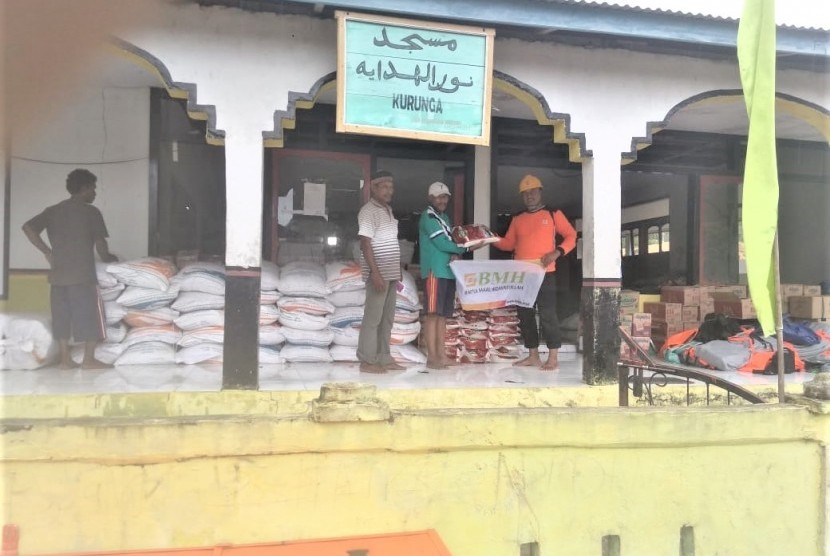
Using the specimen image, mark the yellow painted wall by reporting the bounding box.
[1,393,826,556]
[0,272,50,314]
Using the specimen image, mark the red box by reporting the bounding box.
[652,319,684,338]
[660,286,700,306]
[714,297,756,319]
[643,302,683,321]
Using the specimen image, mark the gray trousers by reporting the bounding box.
[357,280,397,365]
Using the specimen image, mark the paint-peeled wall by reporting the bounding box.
[1,391,826,555]
[9,86,150,269]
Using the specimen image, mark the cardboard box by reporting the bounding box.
[700,298,715,318]
[781,284,804,297]
[652,319,685,338]
[682,306,699,322]
[619,305,637,317]
[788,296,828,320]
[631,313,652,337]
[804,285,822,297]
[714,297,756,319]
[729,284,748,298]
[643,302,683,322]
[660,286,700,306]
[620,290,640,308]
[619,313,633,331]
[683,320,700,331]
[620,336,651,359]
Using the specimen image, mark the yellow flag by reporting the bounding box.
[738,0,779,336]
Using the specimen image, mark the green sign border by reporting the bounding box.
[336,11,494,146]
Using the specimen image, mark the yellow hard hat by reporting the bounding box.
[519,174,543,193]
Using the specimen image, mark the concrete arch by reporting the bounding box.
[110,38,226,145]
[262,70,591,162]
[623,90,830,164]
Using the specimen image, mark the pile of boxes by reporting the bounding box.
[783,284,829,321]
[618,289,651,359]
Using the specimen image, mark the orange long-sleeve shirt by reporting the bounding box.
[494,208,577,272]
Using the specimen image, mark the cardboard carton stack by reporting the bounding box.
[619,290,650,359]
[784,283,829,321]
[699,284,755,321]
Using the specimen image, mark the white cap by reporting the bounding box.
[428,182,451,197]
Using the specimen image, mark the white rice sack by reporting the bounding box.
[394,308,420,324]
[107,257,178,291]
[71,342,125,365]
[123,307,180,328]
[396,270,420,309]
[277,296,335,316]
[391,343,427,364]
[122,324,182,348]
[332,325,360,347]
[259,304,281,325]
[278,261,329,298]
[258,345,283,364]
[278,310,330,331]
[174,271,225,296]
[282,326,334,347]
[261,261,281,291]
[117,285,180,310]
[259,324,286,346]
[178,261,225,276]
[172,292,225,313]
[328,288,366,307]
[115,341,176,365]
[174,309,224,331]
[260,290,281,305]
[96,261,119,288]
[175,343,223,365]
[330,306,365,328]
[0,314,56,370]
[330,344,359,362]
[103,301,127,325]
[178,326,224,348]
[325,260,364,292]
[391,321,421,345]
[281,344,332,363]
[104,322,128,344]
[100,283,126,301]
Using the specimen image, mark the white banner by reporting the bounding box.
[450,260,546,311]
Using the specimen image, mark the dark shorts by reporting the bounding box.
[424,273,456,318]
[50,284,106,342]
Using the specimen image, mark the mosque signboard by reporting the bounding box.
[336,11,495,146]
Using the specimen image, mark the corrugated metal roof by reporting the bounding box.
[550,0,830,32]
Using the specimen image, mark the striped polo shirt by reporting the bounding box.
[357,198,401,282]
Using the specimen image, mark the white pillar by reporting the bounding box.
[473,144,491,260]
[224,128,263,268]
[581,153,622,280]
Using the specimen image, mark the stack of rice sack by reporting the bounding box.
[445,307,522,364]
[391,270,426,365]
[97,257,181,366]
[326,261,365,362]
[277,262,334,363]
[169,261,226,365]
[258,261,286,364]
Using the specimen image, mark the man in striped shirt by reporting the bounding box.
[494,174,577,371]
[357,171,404,373]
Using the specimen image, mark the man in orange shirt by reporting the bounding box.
[494,174,577,370]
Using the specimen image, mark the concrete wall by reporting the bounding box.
[9,86,150,269]
[1,390,826,555]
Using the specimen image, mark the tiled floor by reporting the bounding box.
[0,351,819,396]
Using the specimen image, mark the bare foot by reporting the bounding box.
[513,355,542,367]
[540,357,559,371]
[81,359,114,370]
[59,359,80,369]
[360,362,387,374]
[426,359,447,370]
[384,361,406,371]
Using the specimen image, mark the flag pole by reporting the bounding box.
[773,232,785,402]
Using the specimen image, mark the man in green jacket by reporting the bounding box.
[418,182,480,369]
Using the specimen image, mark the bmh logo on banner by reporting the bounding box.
[450,260,546,310]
